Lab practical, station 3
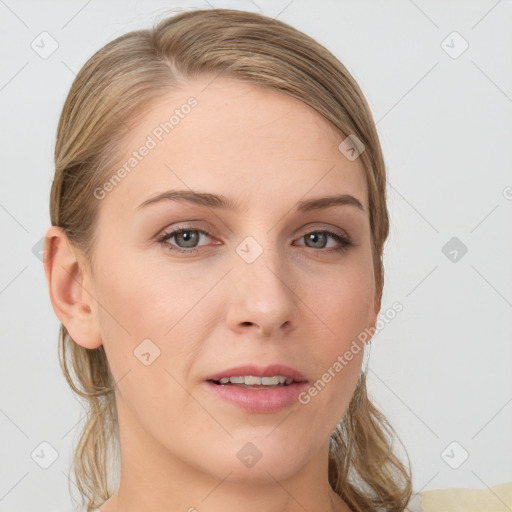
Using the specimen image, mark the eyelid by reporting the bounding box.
[156,222,354,255]
[156,222,349,241]
[297,223,350,238]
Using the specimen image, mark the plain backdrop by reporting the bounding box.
[1,0,511,510]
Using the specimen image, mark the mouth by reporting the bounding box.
[208,375,297,389]
[203,364,309,413]
[204,364,308,387]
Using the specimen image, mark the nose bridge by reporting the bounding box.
[237,233,290,298]
[228,232,297,334]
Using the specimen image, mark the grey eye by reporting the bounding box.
[173,230,201,248]
[303,232,329,249]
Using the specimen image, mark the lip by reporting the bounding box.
[204,364,308,383]
[203,364,309,414]
[204,380,309,413]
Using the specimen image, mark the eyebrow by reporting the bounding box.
[137,190,365,213]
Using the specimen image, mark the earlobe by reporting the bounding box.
[43,226,103,349]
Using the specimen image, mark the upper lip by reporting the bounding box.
[205,364,308,383]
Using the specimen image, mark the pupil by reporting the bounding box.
[307,232,326,249]
[177,231,198,248]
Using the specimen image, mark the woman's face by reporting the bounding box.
[72,76,378,486]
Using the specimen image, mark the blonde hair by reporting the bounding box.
[50,8,412,512]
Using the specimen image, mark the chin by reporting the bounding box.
[197,438,309,484]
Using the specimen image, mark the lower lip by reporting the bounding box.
[204,380,309,413]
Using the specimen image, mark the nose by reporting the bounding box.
[226,242,298,338]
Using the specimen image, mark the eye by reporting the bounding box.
[157,227,213,254]
[294,230,353,253]
[157,226,353,254]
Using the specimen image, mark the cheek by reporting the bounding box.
[92,254,198,426]
[91,244,170,377]
[92,246,214,382]
[298,256,374,409]
[301,255,376,344]
[93,243,181,336]
[333,266,375,335]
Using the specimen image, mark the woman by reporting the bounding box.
[43,8,415,512]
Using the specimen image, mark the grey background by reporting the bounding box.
[1,0,511,510]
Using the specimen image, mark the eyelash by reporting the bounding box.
[156,226,353,255]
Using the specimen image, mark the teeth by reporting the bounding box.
[217,375,293,386]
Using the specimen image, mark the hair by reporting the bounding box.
[50,8,413,512]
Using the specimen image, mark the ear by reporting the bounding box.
[43,226,102,349]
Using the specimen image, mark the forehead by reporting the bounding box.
[98,76,368,217]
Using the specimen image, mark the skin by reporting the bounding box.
[44,75,379,512]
